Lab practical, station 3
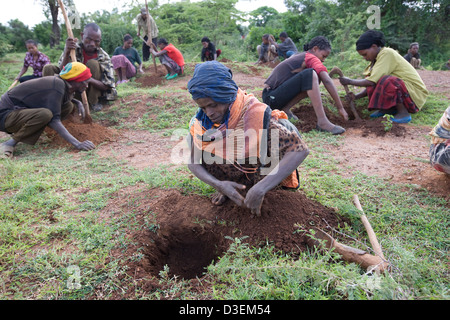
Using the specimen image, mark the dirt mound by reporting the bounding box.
[109,187,349,283]
[135,65,167,87]
[44,117,119,148]
[293,101,407,137]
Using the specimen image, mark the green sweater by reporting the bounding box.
[112,46,142,71]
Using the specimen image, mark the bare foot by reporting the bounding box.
[211,192,228,206]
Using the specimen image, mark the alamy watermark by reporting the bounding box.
[366,5,381,29]
[66,5,82,30]
[66,265,81,290]
[170,128,284,176]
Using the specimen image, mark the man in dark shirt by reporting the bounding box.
[403,42,421,69]
[272,32,298,59]
[0,62,96,158]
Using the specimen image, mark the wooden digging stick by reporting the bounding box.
[306,227,388,272]
[353,194,387,264]
[8,80,18,91]
[145,0,158,73]
[329,66,361,121]
[57,0,93,124]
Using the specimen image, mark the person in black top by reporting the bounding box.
[403,42,421,69]
[201,37,221,62]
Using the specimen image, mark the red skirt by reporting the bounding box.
[366,75,419,113]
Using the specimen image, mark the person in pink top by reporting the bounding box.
[150,38,185,80]
[262,36,348,134]
[15,40,50,83]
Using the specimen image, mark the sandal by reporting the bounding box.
[392,115,412,124]
[166,73,178,80]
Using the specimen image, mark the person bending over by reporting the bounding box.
[201,37,222,62]
[112,34,144,85]
[187,61,309,217]
[262,36,348,134]
[150,38,185,80]
[0,62,96,158]
[339,30,429,124]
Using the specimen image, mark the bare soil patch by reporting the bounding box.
[43,116,119,148]
[106,186,348,292]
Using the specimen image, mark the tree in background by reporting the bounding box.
[39,0,74,48]
[2,19,34,51]
[283,0,449,69]
[248,6,281,28]
[1,0,448,69]
[0,24,14,58]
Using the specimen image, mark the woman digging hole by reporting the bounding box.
[187,61,310,217]
[339,30,429,124]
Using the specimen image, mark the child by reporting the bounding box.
[256,34,278,65]
[262,36,348,134]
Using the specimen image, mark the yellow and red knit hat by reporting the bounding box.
[59,62,92,82]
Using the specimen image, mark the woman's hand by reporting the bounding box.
[338,107,349,121]
[216,181,246,206]
[244,184,265,217]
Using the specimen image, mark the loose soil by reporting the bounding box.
[2,64,448,289]
[43,116,119,148]
[106,186,348,296]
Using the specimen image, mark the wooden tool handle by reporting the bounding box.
[8,80,18,91]
[353,194,386,260]
[57,0,91,122]
[145,0,158,72]
[57,0,77,65]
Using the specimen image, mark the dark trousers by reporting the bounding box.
[19,75,40,83]
[4,100,73,145]
[143,36,158,62]
[262,68,313,110]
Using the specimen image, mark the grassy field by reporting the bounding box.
[0,52,448,300]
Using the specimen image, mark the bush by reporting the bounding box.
[0,33,13,58]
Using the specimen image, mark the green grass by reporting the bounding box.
[0,52,448,300]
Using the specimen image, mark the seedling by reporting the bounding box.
[382,114,394,131]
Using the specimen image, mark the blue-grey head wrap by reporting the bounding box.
[187,61,238,103]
